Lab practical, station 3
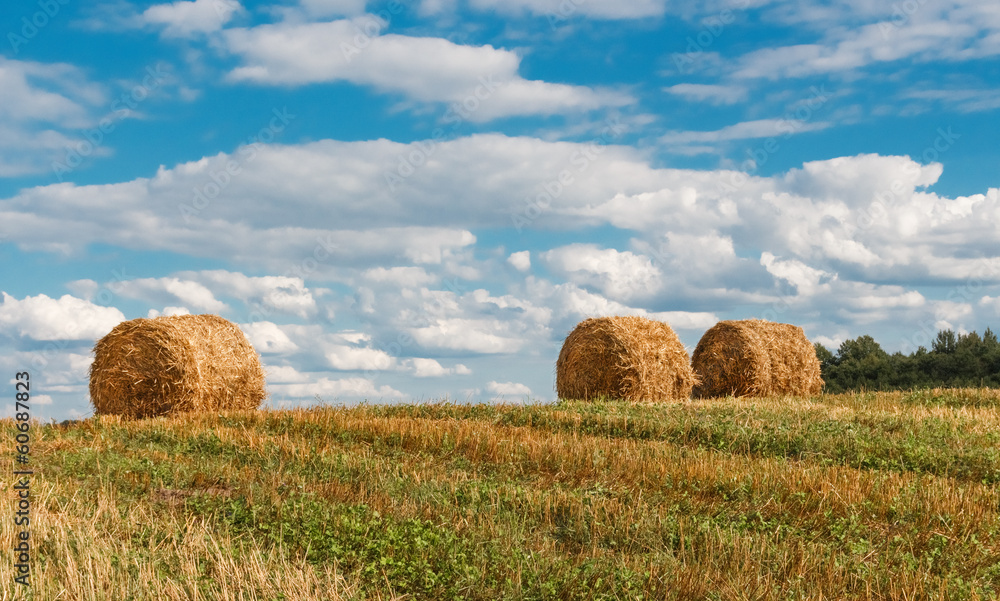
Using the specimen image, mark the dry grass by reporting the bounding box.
[4,389,999,599]
[89,314,266,419]
[556,316,696,402]
[246,408,998,534]
[692,319,823,398]
[0,478,377,601]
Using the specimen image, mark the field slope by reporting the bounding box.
[3,389,1000,600]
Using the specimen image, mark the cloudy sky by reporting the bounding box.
[2,0,999,420]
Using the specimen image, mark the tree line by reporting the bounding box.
[815,328,1000,393]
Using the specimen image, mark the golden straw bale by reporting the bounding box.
[556,316,696,402]
[89,314,267,418]
[691,319,823,398]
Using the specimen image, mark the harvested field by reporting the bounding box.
[4,388,999,599]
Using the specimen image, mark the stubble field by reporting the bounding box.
[3,388,1000,600]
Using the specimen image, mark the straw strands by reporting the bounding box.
[556,316,697,402]
[691,319,822,398]
[89,314,267,418]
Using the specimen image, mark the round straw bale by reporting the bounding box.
[691,319,823,398]
[89,314,267,418]
[556,316,696,402]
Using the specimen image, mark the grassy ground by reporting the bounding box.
[3,388,1000,600]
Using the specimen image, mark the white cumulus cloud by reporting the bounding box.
[541,244,663,302]
[242,321,300,354]
[142,0,243,37]
[507,250,531,272]
[264,364,312,383]
[664,83,748,105]
[274,377,405,399]
[0,58,105,176]
[0,293,125,341]
[222,19,631,120]
[194,271,316,318]
[470,0,667,19]
[362,266,437,288]
[410,318,526,354]
[404,357,471,377]
[486,380,532,397]
[760,252,832,296]
[325,345,394,371]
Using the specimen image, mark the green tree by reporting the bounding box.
[932,329,957,354]
[832,336,890,391]
[814,343,835,367]
[953,332,985,385]
[984,328,1000,386]
[815,328,1000,393]
[837,335,888,363]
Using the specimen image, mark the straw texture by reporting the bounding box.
[89,314,267,418]
[556,316,696,402]
[691,319,823,398]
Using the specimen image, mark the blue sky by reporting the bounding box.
[2,0,999,420]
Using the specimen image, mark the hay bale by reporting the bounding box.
[556,316,696,402]
[691,319,823,398]
[89,314,267,418]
